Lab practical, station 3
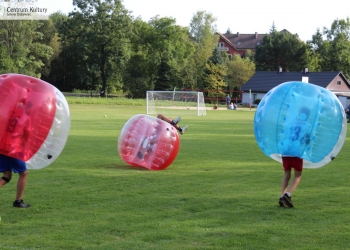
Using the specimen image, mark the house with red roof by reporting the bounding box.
[217,29,296,58]
[217,32,264,58]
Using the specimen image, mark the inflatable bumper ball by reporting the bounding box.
[254,81,347,168]
[118,114,180,170]
[0,74,71,169]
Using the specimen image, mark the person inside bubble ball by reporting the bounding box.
[0,101,31,208]
[0,154,30,208]
[157,114,188,135]
[136,114,187,160]
[279,107,311,208]
[6,101,32,157]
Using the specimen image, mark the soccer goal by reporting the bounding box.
[146,91,206,116]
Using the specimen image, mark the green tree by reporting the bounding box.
[226,53,255,92]
[43,12,70,88]
[202,47,227,101]
[209,46,225,64]
[307,18,350,78]
[155,58,179,90]
[189,10,218,89]
[148,17,193,91]
[124,17,194,97]
[59,0,132,95]
[122,19,153,98]
[203,61,227,98]
[324,18,350,78]
[305,29,324,71]
[37,13,68,80]
[0,20,52,77]
[255,28,308,72]
[55,11,95,91]
[50,11,69,32]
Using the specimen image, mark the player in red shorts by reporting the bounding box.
[278,107,311,208]
[279,157,303,208]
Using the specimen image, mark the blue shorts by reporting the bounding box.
[0,154,27,173]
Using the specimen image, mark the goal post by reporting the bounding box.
[146,91,206,116]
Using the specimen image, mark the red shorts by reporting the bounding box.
[282,157,303,172]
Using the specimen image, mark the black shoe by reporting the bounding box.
[282,194,294,208]
[279,197,287,207]
[179,125,188,135]
[13,199,30,208]
[172,116,181,125]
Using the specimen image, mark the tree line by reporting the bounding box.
[0,0,349,98]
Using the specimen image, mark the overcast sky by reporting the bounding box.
[48,0,350,42]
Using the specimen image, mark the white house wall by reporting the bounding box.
[242,92,265,104]
[337,96,348,108]
[242,92,349,108]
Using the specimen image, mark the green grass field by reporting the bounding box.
[1,102,350,250]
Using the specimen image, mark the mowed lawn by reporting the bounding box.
[1,103,350,250]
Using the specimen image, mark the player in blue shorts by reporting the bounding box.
[0,154,30,208]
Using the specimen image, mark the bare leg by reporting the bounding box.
[0,171,12,188]
[157,114,172,123]
[287,170,302,195]
[281,170,291,195]
[16,171,28,200]
[157,114,180,130]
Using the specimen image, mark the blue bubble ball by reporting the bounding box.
[254,81,347,168]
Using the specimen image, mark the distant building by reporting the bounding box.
[241,69,350,107]
[217,29,295,58]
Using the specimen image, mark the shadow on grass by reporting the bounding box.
[103,163,149,171]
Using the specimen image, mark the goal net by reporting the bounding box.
[146,91,206,116]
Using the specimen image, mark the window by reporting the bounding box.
[228,54,232,60]
[337,81,341,85]
[218,42,224,48]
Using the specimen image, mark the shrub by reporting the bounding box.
[254,99,261,105]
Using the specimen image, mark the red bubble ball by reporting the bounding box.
[118,115,180,170]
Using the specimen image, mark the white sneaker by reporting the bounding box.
[172,116,181,125]
[180,125,188,135]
